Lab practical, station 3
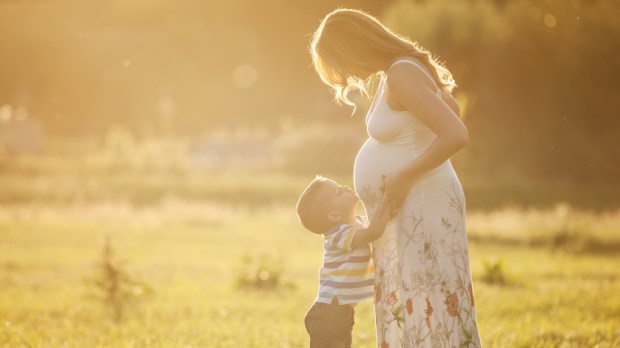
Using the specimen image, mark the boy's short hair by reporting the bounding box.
[296,175,333,234]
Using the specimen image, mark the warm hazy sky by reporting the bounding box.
[0,0,387,133]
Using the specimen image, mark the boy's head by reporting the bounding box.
[296,175,359,234]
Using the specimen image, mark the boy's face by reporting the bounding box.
[319,179,359,219]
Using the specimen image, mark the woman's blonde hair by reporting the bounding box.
[310,8,456,108]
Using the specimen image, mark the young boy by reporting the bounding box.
[296,175,389,348]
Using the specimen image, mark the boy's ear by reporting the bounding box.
[327,211,342,223]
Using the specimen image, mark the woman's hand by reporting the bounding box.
[380,172,413,218]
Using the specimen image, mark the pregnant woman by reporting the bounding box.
[310,9,482,347]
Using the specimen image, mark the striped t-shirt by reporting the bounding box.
[316,216,374,305]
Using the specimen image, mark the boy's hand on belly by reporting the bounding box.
[381,172,413,218]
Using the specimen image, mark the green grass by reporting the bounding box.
[1,201,619,347]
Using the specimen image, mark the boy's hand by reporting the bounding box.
[350,185,391,249]
[381,173,410,219]
[368,193,390,231]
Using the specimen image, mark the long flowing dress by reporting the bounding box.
[353,59,482,347]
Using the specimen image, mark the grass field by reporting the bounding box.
[1,198,619,348]
[0,135,618,347]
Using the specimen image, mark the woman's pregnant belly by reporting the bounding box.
[353,137,456,215]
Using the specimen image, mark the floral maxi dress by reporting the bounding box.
[353,60,482,348]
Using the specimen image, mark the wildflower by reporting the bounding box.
[445,291,459,317]
[387,291,398,305]
[406,298,414,315]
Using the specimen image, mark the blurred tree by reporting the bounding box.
[383,0,620,183]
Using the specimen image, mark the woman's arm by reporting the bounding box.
[382,62,469,209]
[440,89,461,117]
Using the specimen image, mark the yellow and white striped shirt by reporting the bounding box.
[316,217,374,305]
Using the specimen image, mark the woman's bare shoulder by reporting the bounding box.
[385,58,437,96]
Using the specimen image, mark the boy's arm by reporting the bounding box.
[350,197,390,249]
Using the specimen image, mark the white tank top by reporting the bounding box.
[365,59,442,147]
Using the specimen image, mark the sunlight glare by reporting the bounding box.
[544,13,557,28]
[258,270,270,281]
[0,104,12,122]
[233,64,258,89]
[157,96,175,117]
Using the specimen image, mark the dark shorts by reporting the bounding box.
[304,300,355,348]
